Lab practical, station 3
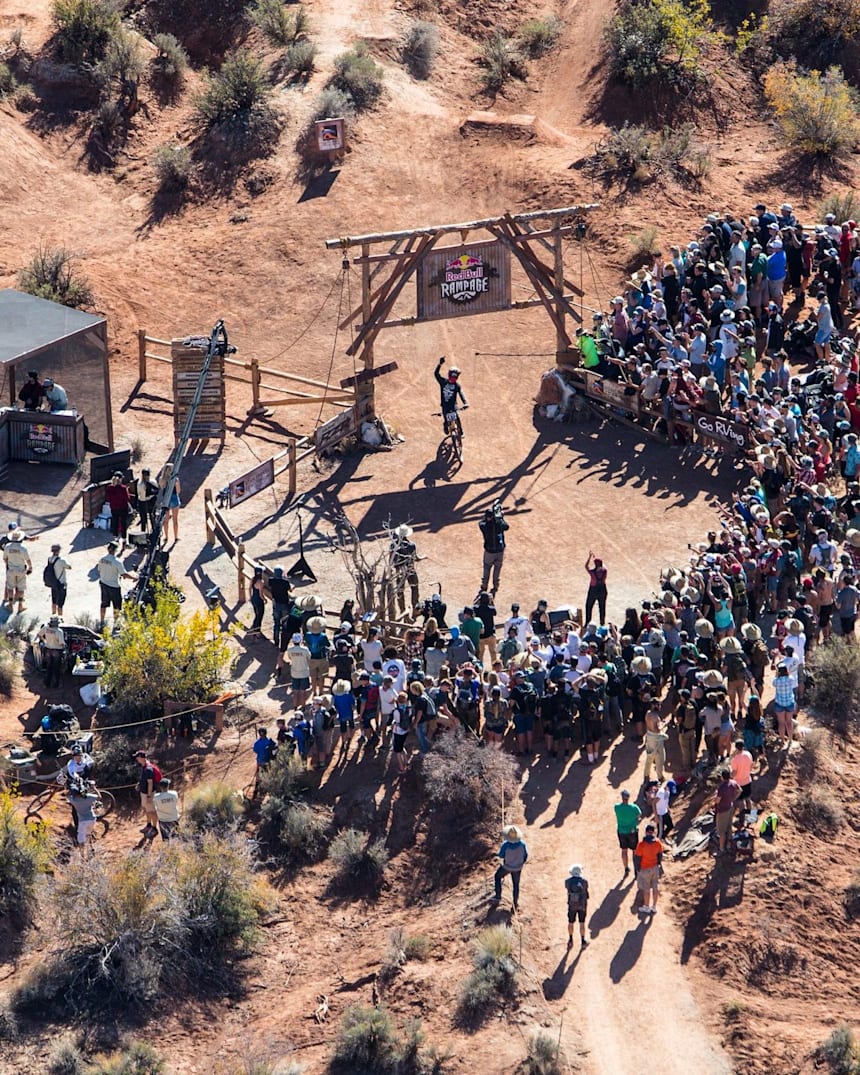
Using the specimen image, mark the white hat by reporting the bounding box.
[720,636,743,654]
[504,824,523,840]
[771,239,783,249]
[720,310,735,322]
[394,524,413,538]
[695,618,714,638]
[631,655,652,674]
[290,632,303,644]
[568,864,582,877]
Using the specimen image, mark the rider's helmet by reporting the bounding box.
[448,366,461,380]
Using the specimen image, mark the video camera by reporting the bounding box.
[491,499,503,519]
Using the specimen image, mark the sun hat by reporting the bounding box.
[720,310,735,322]
[701,668,725,689]
[695,619,714,638]
[741,623,762,641]
[785,618,803,636]
[847,529,860,548]
[568,864,583,877]
[394,524,414,538]
[720,636,743,654]
[504,825,523,840]
[298,594,321,611]
[306,615,326,632]
[631,655,652,674]
[680,585,701,604]
[332,679,352,696]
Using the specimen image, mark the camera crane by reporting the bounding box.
[130,320,236,607]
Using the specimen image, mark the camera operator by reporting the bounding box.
[479,500,509,596]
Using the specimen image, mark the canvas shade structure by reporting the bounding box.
[0,289,113,449]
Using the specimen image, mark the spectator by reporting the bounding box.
[492,824,528,911]
[565,864,590,948]
[633,823,663,915]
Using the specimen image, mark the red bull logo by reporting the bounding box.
[441,251,491,302]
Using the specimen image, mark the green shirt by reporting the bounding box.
[749,253,767,285]
[461,617,481,649]
[614,801,642,834]
[579,334,600,369]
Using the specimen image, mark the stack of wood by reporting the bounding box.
[171,338,226,443]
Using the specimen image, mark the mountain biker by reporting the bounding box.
[434,356,468,434]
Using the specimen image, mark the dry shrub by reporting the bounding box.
[764,62,860,160]
[329,828,388,891]
[248,0,310,47]
[819,191,860,224]
[769,0,860,70]
[794,728,830,783]
[327,43,384,111]
[421,730,518,827]
[194,49,282,151]
[89,1042,165,1075]
[817,1023,859,1075]
[151,32,188,86]
[523,1031,563,1075]
[309,86,354,121]
[456,925,517,1026]
[18,245,94,309]
[595,122,709,183]
[808,638,860,731]
[0,788,53,923]
[185,780,245,832]
[152,141,192,189]
[275,802,329,864]
[331,1006,444,1074]
[0,631,19,695]
[477,30,528,93]
[845,870,860,920]
[793,786,844,833]
[402,20,439,79]
[277,39,317,80]
[51,0,119,67]
[48,1039,86,1075]
[745,934,806,986]
[517,15,563,58]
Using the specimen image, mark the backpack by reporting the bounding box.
[42,559,58,589]
[150,763,163,783]
[566,877,587,911]
[759,812,778,838]
[725,654,746,680]
[749,640,769,670]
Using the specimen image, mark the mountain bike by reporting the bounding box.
[26,774,115,823]
[433,407,467,463]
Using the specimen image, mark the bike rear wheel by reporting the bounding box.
[93,790,115,819]
[26,788,56,819]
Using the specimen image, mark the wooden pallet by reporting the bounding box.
[172,340,226,441]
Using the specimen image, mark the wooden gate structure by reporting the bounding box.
[325,204,599,421]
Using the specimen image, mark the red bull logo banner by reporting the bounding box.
[416,240,511,321]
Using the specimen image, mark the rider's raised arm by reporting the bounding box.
[434,356,446,387]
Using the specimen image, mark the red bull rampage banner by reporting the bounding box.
[416,240,512,321]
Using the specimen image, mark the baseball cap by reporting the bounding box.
[620,790,630,799]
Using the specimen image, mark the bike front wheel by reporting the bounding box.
[93,790,115,819]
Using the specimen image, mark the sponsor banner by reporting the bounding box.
[27,422,56,454]
[314,408,356,455]
[582,371,639,415]
[692,410,751,451]
[417,240,511,321]
[229,458,275,508]
[315,117,345,153]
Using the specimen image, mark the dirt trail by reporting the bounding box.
[517,739,732,1075]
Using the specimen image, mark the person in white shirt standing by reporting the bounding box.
[152,778,181,841]
[504,603,529,646]
[96,542,135,630]
[4,528,32,613]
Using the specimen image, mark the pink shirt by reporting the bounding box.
[730,751,753,786]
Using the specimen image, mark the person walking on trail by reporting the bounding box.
[634,823,663,915]
[45,542,70,617]
[643,706,668,782]
[434,355,468,435]
[38,616,65,689]
[714,768,741,855]
[584,552,609,626]
[565,864,590,948]
[133,749,160,839]
[614,789,642,877]
[492,824,528,910]
[479,502,508,596]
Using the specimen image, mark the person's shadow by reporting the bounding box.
[588,878,632,938]
[608,918,650,982]
[542,942,583,1000]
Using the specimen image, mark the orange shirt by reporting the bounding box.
[635,837,663,870]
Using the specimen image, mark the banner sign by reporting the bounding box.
[27,422,56,454]
[229,458,275,508]
[315,118,345,153]
[691,410,751,451]
[315,408,356,455]
[416,240,511,321]
[582,371,639,415]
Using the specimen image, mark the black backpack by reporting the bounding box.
[567,877,587,911]
[43,559,58,589]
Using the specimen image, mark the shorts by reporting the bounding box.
[290,676,310,691]
[309,658,328,680]
[140,792,156,816]
[100,582,122,610]
[361,710,378,729]
[5,568,27,592]
[485,722,506,735]
[77,819,95,845]
[815,327,832,346]
[637,866,659,894]
[50,583,67,608]
[567,906,587,924]
[841,615,857,635]
[584,718,603,742]
[618,831,638,851]
[738,783,751,802]
[339,717,355,732]
[158,820,179,840]
[513,714,534,734]
[715,809,735,838]
[766,576,780,593]
[392,732,407,753]
[554,723,574,741]
[774,703,794,714]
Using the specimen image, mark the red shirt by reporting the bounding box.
[105,484,131,511]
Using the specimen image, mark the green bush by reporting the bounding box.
[517,15,563,58]
[92,733,141,789]
[276,802,329,863]
[524,1031,563,1075]
[185,781,244,832]
[594,122,710,182]
[280,39,317,79]
[477,30,528,93]
[0,789,52,922]
[248,0,310,47]
[14,835,271,1014]
[329,828,388,890]
[764,62,860,159]
[793,786,844,833]
[456,926,517,1025]
[0,61,18,96]
[605,0,713,89]
[402,20,439,79]
[808,637,860,730]
[0,631,19,695]
[819,191,860,225]
[327,43,384,112]
[421,729,518,827]
[152,141,193,189]
[151,32,188,84]
[194,49,281,150]
[101,583,231,722]
[309,86,354,121]
[52,0,119,66]
[96,27,144,88]
[89,1042,165,1075]
[18,245,94,308]
[818,1024,859,1075]
[331,1006,444,1074]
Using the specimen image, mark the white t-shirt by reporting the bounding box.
[564,632,581,660]
[287,644,311,679]
[379,684,398,717]
[382,658,406,693]
[784,635,806,666]
[153,790,180,823]
[655,786,670,817]
[505,615,530,646]
[361,638,383,672]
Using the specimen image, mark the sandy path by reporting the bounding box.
[517,739,732,1074]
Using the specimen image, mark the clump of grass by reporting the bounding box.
[48,1038,86,1075]
[248,0,310,48]
[327,43,384,112]
[517,15,563,58]
[477,29,528,93]
[456,925,517,1025]
[523,1031,563,1075]
[152,142,193,190]
[402,20,439,79]
[151,32,188,86]
[818,1023,859,1075]
[793,786,845,834]
[819,191,860,224]
[89,1041,165,1075]
[185,781,244,832]
[329,828,388,892]
[382,928,433,977]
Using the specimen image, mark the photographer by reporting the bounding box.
[479,501,509,596]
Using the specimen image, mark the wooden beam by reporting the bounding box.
[490,221,571,345]
[340,361,398,388]
[257,367,351,392]
[339,235,419,332]
[257,395,356,408]
[324,204,600,249]
[496,217,582,324]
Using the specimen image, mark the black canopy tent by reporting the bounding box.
[0,289,113,450]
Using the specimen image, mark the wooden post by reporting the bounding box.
[237,542,247,603]
[359,242,374,419]
[554,230,566,360]
[248,358,262,415]
[287,437,297,498]
[204,488,214,544]
[138,328,147,382]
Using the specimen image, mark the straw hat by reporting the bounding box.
[785,618,804,636]
[720,636,743,654]
[306,615,326,633]
[394,524,414,539]
[665,568,685,589]
[701,669,725,689]
[847,529,860,549]
[695,618,714,638]
[741,623,762,641]
[631,655,652,674]
[504,825,523,841]
[298,594,322,611]
[661,590,677,607]
[680,586,701,604]
[587,668,609,686]
[332,679,352,696]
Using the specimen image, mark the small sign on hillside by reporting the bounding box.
[315,117,345,154]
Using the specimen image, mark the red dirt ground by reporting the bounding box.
[1,0,859,1071]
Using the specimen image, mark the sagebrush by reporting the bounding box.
[456,925,517,1025]
[605,0,714,89]
[248,0,310,47]
[18,245,94,308]
[0,788,52,921]
[151,32,188,85]
[808,638,860,731]
[818,1023,859,1075]
[329,828,388,891]
[327,43,384,111]
[421,730,518,828]
[51,0,119,67]
[477,30,528,93]
[89,1042,165,1075]
[518,15,563,58]
[195,48,281,151]
[524,1031,563,1075]
[185,781,244,832]
[152,142,193,189]
[764,62,860,160]
[331,1006,444,1074]
[402,20,439,79]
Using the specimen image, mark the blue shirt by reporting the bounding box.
[767,250,787,281]
[497,839,529,871]
[253,736,274,765]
